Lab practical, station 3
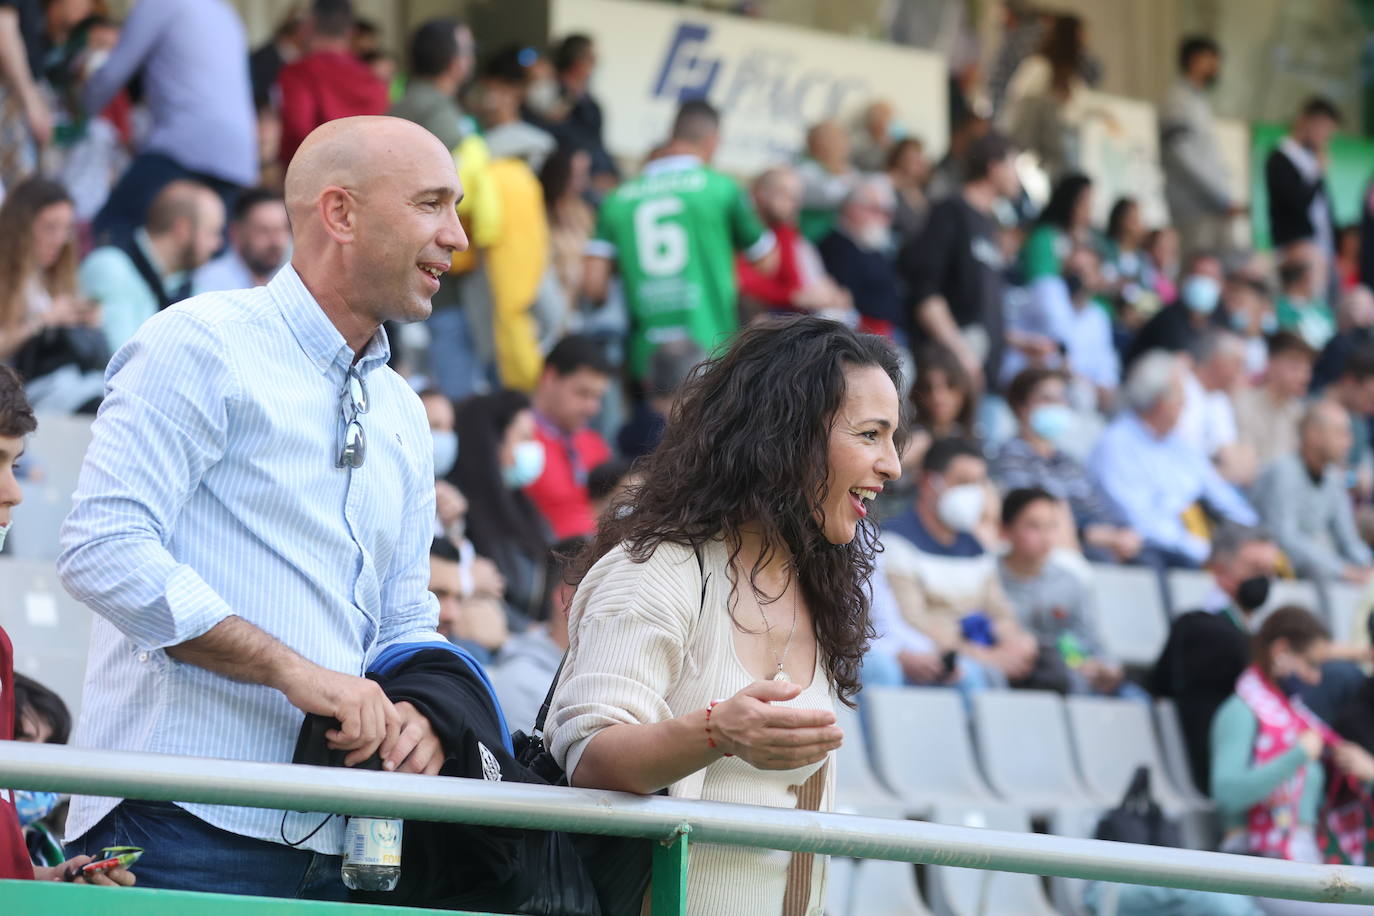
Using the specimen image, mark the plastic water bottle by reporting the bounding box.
[341,816,403,891]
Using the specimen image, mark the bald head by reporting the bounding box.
[145,179,225,273]
[808,119,850,172]
[752,166,802,226]
[146,180,219,236]
[283,115,468,343]
[285,116,456,228]
[1301,399,1353,469]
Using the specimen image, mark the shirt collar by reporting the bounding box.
[1126,410,1172,444]
[1280,136,1322,182]
[267,264,392,376]
[532,409,573,443]
[642,154,702,176]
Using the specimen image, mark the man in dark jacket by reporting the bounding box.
[1265,97,1342,257]
[818,177,905,342]
[1150,524,1277,793]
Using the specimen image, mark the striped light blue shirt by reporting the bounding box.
[58,264,444,853]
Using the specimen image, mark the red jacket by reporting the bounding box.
[277,51,389,165]
[0,627,34,880]
[737,221,805,310]
[525,421,611,540]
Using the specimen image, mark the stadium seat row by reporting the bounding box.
[831,687,1214,916]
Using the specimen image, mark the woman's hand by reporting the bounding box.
[1298,730,1324,761]
[709,680,842,770]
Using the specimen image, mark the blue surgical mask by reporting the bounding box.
[1261,313,1278,335]
[431,430,458,478]
[1028,404,1075,445]
[502,440,546,490]
[14,789,59,827]
[1182,274,1221,315]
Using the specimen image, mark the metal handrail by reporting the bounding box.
[0,741,1369,905]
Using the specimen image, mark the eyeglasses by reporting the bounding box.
[337,368,369,469]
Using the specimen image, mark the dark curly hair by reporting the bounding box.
[573,317,907,705]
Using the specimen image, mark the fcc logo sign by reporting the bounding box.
[652,23,721,102]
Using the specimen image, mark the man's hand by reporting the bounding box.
[453,595,509,651]
[434,480,467,530]
[379,700,446,775]
[897,649,946,684]
[1110,528,1143,562]
[1081,659,1124,693]
[470,556,506,599]
[37,857,136,886]
[279,660,400,766]
[989,632,1038,681]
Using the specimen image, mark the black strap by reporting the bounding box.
[533,545,708,737]
[116,233,192,311]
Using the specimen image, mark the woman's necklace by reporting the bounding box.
[756,584,799,683]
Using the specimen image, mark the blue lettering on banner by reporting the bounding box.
[651,22,872,124]
[652,23,721,101]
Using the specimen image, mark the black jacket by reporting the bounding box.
[294,645,596,914]
[1150,609,1250,794]
[1266,145,1335,250]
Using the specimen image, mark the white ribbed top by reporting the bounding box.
[548,538,834,916]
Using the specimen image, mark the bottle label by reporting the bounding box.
[343,817,402,867]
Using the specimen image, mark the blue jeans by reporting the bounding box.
[65,799,347,901]
[861,650,1003,714]
[93,152,242,246]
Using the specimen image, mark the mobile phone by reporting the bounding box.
[64,846,143,881]
[940,651,958,677]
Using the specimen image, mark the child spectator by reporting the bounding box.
[997,488,1148,700]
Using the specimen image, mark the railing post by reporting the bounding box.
[649,824,691,916]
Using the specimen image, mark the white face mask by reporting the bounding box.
[502,440,546,490]
[526,78,561,115]
[0,522,10,553]
[936,483,985,533]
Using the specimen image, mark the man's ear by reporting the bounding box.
[318,187,356,243]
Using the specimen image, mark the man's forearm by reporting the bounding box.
[915,295,965,350]
[165,615,308,692]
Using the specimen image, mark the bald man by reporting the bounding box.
[59,116,468,899]
[1254,399,1374,584]
[80,179,226,352]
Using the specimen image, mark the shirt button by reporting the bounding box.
[138,652,149,662]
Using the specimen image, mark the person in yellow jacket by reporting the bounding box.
[484,155,559,391]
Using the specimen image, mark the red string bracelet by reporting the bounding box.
[706,699,733,757]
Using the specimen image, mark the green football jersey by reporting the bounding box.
[588,155,773,378]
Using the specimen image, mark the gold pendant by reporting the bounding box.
[772,669,791,683]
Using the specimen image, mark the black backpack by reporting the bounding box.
[1094,766,1183,848]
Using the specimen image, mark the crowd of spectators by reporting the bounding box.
[9,0,1374,903]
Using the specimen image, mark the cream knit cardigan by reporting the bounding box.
[548,537,836,916]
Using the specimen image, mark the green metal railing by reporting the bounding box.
[1,741,1372,913]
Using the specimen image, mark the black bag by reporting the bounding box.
[11,324,109,382]
[294,648,603,915]
[1094,766,1183,848]
[512,547,710,916]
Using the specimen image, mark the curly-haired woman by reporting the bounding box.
[546,316,904,915]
